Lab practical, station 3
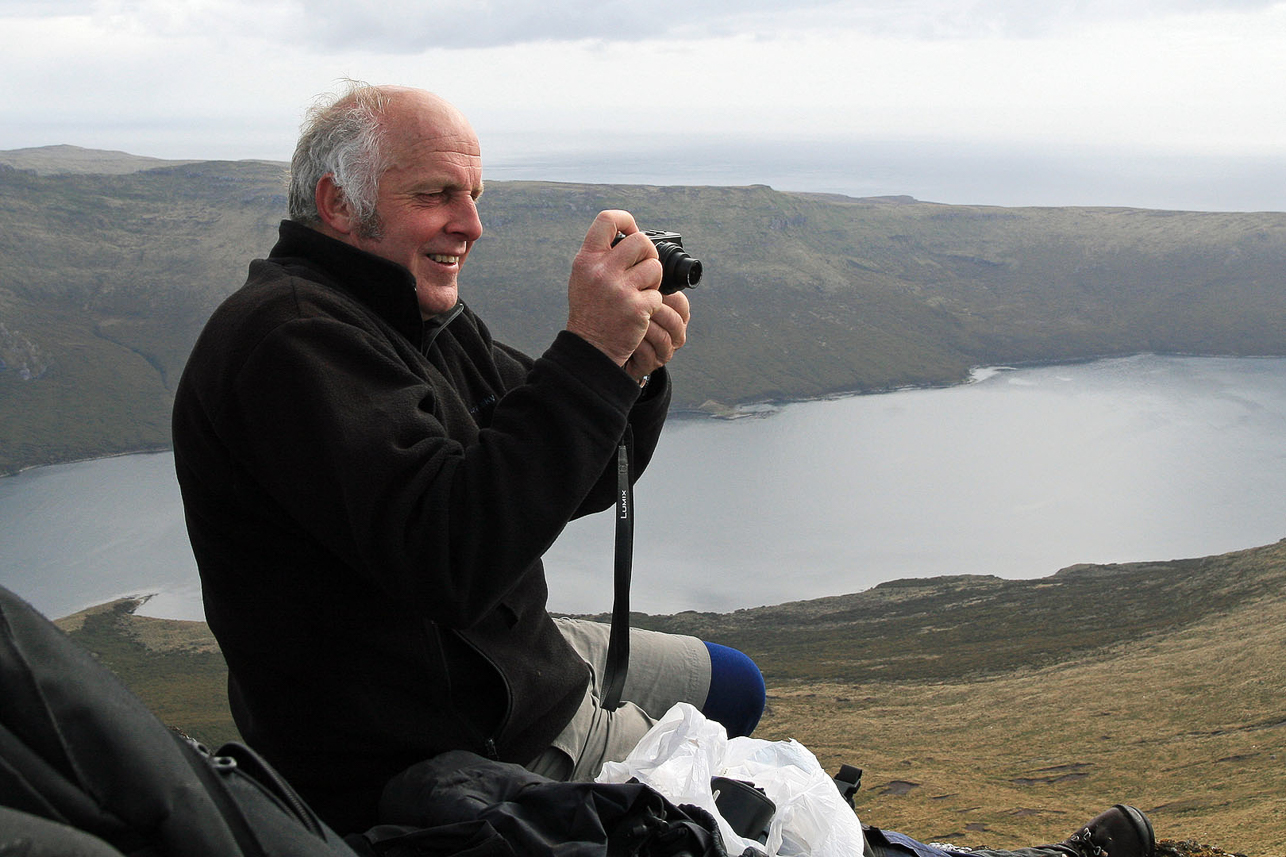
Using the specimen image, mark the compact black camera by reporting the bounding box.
[615,230,703,295]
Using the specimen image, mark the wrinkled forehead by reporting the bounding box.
[381,89,480,160]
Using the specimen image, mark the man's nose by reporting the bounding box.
[451,196,483,241]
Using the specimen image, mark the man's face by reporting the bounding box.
[349,93,485,318]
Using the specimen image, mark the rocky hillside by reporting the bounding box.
[3,147,1286,472]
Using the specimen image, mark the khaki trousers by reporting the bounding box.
[525,618,711,781]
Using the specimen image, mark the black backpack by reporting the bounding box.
[0,585,726,857]
[357,750,728,857]
[0,584,358,856]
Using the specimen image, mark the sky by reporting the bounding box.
[3,0,1286,210]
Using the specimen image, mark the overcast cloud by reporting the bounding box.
[2,0,1284,209]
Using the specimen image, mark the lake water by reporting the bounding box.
[2,354,1283,622]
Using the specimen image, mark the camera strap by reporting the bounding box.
[600,430,634,711]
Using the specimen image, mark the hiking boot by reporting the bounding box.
[1061,805,1156,857]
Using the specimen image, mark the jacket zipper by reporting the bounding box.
[420,302,465,356]
[451,627,511,760]
[423,619,508,760]
[418,300,506,760]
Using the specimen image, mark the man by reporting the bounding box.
[173,84,1157,857]
[172,82,764,835]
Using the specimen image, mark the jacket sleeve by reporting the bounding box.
[487,334,672,519]
[569,366,671,518]
[209,317,655,630]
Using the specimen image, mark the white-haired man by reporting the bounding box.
[172,83,766,835]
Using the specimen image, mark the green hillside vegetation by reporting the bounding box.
[3,146,1285,473]
[55,539,1286,855]
[54,596,239,747]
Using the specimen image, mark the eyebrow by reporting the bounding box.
[405,178,484,199]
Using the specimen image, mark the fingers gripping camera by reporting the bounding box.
[614,230,703,295]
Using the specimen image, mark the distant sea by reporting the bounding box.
[2,354,1283,622]
[481,135,1286,213]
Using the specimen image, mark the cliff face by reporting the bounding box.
[0,322,47,380]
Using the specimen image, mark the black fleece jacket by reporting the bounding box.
[171,221,671,833]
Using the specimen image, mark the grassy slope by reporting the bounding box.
[54,539,1286,855]
[55,598,240,747]
[0,159,285,472]
[745,543,1286,854]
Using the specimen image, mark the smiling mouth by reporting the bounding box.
[428,253,460,265]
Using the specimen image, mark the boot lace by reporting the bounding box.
[1064,827,1109,857]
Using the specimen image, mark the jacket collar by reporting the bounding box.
[268,219,460,346]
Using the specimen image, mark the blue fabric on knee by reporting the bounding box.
[874,830,966,857]
[701,641,765,738]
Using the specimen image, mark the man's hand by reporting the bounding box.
[566,211,672,376]
[624,289,689,382]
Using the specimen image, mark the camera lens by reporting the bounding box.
[655,241,703,294]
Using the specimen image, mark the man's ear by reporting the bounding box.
[314,174,357,236]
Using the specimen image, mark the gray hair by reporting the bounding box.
[287,81,391,238]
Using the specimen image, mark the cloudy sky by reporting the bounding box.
[3,0,1285,209]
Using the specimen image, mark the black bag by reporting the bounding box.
[0,585,358,857]
[353,750,729,857]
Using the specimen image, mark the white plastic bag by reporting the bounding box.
[596,703,865,857]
